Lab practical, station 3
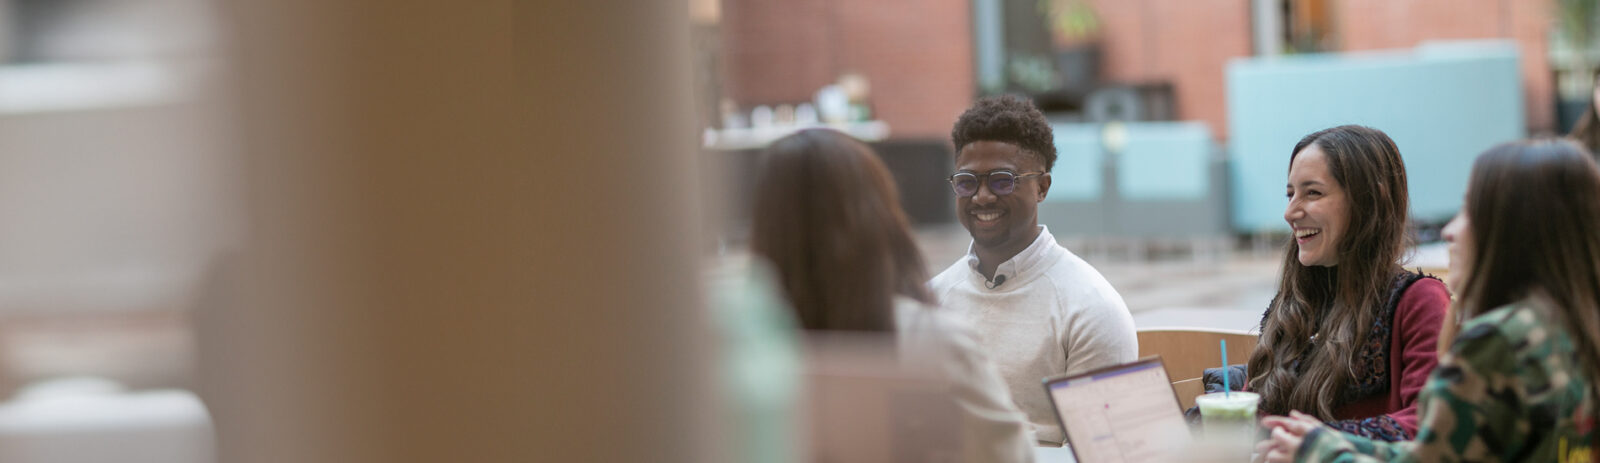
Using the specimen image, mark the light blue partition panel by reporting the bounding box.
[1227,40,1525,232]
[1045,122,1213,202]
[1118,122,1212,200]
[1047,123,1103,201]
[1039,121,1225,238]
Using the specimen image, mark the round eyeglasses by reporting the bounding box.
[946,170,1044,197]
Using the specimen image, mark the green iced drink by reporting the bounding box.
[1195,391,1259,434]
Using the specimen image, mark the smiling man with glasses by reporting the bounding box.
[929,95,1137,447]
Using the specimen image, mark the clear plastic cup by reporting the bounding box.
[1195,391,1259,458]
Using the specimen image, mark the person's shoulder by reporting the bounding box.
[894,297,936,329]
[928,258,968,291]
[1472,303,1560,343]
[1450,303,1565,380]
[893,298,984,357]
[1392,275,1450,324]
[1402,273,1448,294]
[1452,304,1538,357]
[1398,275,1450,305]
[1041,249,1125,307]
[1458,304,1517,333]
[1040,245,1097,282]
[896,298,974,333]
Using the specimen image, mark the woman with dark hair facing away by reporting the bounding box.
[1259,138,1600,462]
[749,128,1035,462]
[1207,125,1451,441]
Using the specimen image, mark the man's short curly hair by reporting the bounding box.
[950,95,1057,172]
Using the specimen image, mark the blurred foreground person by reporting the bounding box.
[750,128,1035,462]
[1261,138,1600,462]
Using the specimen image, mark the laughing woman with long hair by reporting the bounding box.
[1260,138,1600,462]
[1210,126,1452,441]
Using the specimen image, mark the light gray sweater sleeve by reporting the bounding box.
[1060,283,1139,376]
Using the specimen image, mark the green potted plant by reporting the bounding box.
[1038,0,1102,94]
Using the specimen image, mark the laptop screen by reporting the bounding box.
[1043,358,1191,462]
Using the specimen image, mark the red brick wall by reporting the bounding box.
[720,0,1554,139]
[1335,0,1554,134]
[1091,0,1254,140]
[719,0,974,139]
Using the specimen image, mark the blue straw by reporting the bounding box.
[1221,339,1230,398]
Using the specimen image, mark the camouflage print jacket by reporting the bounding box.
[1298,301,1599,463]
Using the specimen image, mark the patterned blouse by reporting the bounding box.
[1298,301,1600,462]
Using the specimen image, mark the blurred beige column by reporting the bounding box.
[199,2,714,462]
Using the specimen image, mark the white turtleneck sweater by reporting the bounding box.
[929,226,1138,445]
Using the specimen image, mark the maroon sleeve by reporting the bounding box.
[1384,277,1450,435]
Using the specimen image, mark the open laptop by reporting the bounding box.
[1041,357,1191,463]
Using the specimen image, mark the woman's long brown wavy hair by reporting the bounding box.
[749,128,935,332]
[1439,139,1600,388]
[1246,125,1411,419]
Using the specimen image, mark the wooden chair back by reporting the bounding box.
[1136,328,1258,408]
